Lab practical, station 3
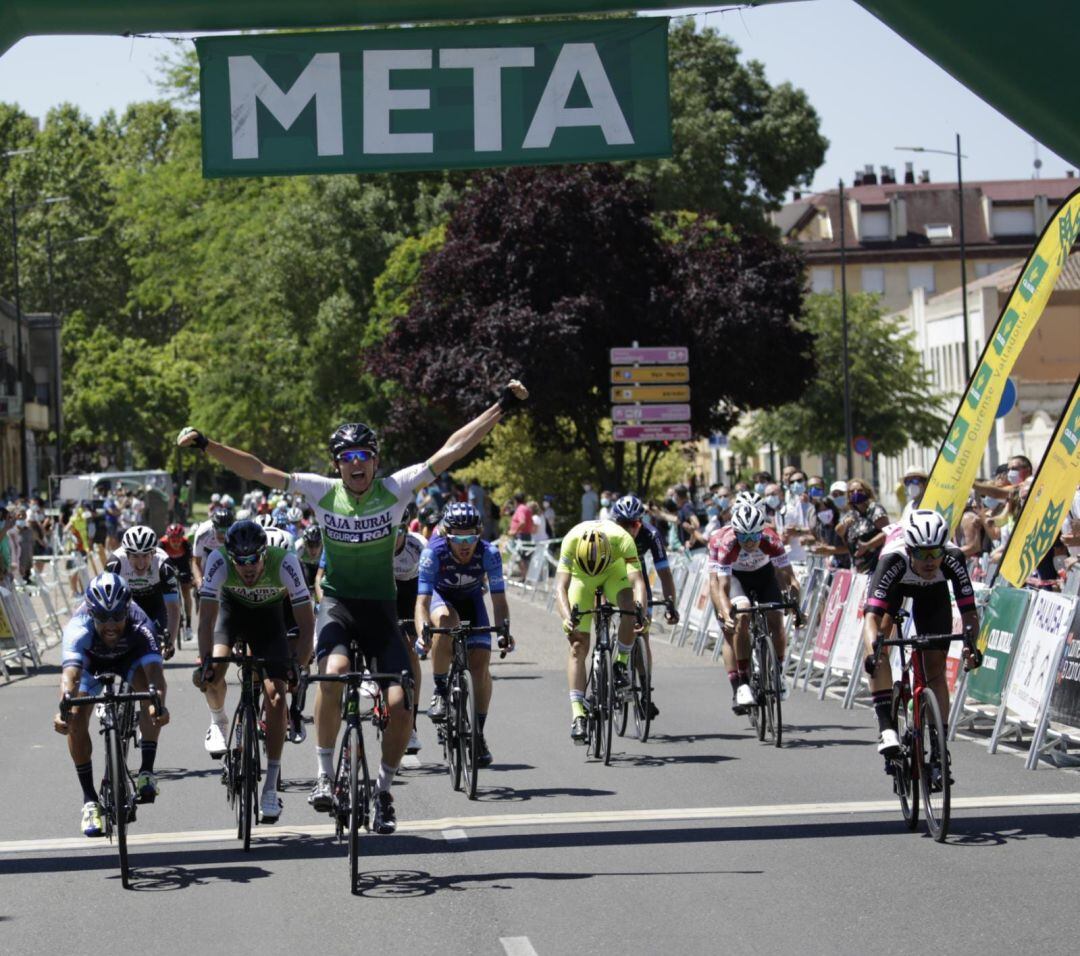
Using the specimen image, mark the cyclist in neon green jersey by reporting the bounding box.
[177,379,527,834]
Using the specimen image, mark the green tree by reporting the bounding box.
[748,292,951,459]
[628,19,828,231]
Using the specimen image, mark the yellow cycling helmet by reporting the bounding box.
[576,527,613,576]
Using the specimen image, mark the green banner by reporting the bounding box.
[195,18,671,178]
[966,587,1031,706]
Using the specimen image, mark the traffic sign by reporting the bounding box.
[614,423,693,442]
[611,404,691,422]
[610,365,690,384]
[609,346,688,365]
[611,385,691,403]
[853,435,872,459]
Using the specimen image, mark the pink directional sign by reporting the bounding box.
[609,346,689,365]
[614,423,693,442]
[611,404,691,422]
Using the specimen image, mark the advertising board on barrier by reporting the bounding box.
[812,570,852,666]
[966,587,1030,705]
[1003,591,1076,724]
[829,573,868,675]
[1048,601,1080,730]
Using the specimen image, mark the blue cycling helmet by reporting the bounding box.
[85,571,131,620]
[612,494,645,522]
[442,501,482,532]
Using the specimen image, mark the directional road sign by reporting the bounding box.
[610,365,690,384]
[609,346,688,365]
[614,423,693,442]
[611,404,691,422]
[611,385,691,403]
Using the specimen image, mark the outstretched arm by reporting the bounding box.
[427,381,528,475]
[177,428,289,489]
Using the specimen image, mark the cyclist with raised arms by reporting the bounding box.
[415,501,512,767]
[709,502,799,714]
[194,520,315,824]
[555,520,649,744]
[610,494,679,719]
[862,509,980,759]
[161,523,196,642]
[54,572,170,835]
[106,525,181,663]
[177,379,527,835]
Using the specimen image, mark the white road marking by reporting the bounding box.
[441,828,468,843]
[500,937,539,956]
[0,792,1074,856]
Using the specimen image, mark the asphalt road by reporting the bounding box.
[0,591,1077,956]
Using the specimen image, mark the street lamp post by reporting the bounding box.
[896,136,972,383]
[838,179,854,477]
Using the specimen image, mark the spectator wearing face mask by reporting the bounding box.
[805,494,850,569]
[974,454,1033,501]
[751,471,774,498]
[899,467,929,520]
[581,482,599,521]
[598,491,615,522]
[777,471,814,564]
[835,479,889,574]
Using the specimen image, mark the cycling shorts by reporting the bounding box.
[729,564,782,607]
[430,589,492,649]
[213,596,291,681]
[396,577,418,639]
[315,595,410,684]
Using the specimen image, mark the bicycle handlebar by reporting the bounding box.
[60,682,161,718]
[867,627,982,674]
[421,620,513,657]
[733,600,799,615]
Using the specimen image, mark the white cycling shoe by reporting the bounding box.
[260,788,282,824]
[877,728,901,756]
[735,684,756,708]
[204,722,227,757]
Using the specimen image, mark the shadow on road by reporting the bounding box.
[153,766,225,782]
[476,786,617,803]
[123,863,272,891]
[607,752,738,768]
[649,733,753,744]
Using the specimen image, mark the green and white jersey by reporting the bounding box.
[287,462,433,600]
[199,545,311,609]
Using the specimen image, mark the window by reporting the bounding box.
[924,222,953,241]
[861,208,890,240]
[990,204,1035,235]
[907,264,935,293]
[975,261,1005,279]
[861,267,885,294]
[811,267,834,293]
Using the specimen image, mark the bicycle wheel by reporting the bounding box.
[630,635,652,743]
[601,649,615,765]
[767,636,783,748]
[342,726,361,892]
[459,670,479,799]
[891,684,918,830]
[585,656,599,761]
[917,688,950,842]
[239,705,258,851]
[752,633,767,742]
[106,723,131,889]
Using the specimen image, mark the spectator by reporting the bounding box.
[580,481,599,521]
[508,492,534,540]
[762,482,783,525]
[805,494,850,569]
[673,484,706,550]
[0,508,11,584]
[542,494,557,538]
[15,509,32,583]
[900,466,929,519]
[777,471,814,564]
[836,479,890,574]
[599,490,615,522]
[102,484,121,550]
[528,500,549,542]
[467,478,486,516]
[751,471,773,496]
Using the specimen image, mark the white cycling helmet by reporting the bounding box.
[254,514,276,529]
[733,491,766,513]
[220,494,235,508]
[904,509,949,549]
[264,528,293,550]
[286,506,303,523]
[121,525,158,554]
[730,503,767,535]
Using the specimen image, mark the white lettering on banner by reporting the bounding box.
[229,53,344,159]
[439,48,535,152]
[363,50,434,154]
[523,43,634,149]
[986,628,1013,654]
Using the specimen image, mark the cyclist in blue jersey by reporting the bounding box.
[54,573,170,835]
[611,495,679,719]
[415,502,513,767]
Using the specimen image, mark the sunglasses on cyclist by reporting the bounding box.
[336,448,375,464]
[232,551,264,566]
[448,533,480,545]
[91,608,128,623]
[736,531,763,544]
[908,546,945,561]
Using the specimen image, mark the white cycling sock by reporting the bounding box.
[263,760,280,794]
[209,706,228,730]
[376,762,397,794]
[316,747,334,778]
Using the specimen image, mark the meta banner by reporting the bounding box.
[195,18,671,178]
[923,186,1080,532]
[999,375,1080,587]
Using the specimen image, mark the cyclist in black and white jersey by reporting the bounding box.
[193,507,235,592]
[106,526,181,666]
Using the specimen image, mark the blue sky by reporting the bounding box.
[0,0,1069,195]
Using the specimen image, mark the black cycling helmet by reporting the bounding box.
[225,519,267,560]
[400,502,418,528]
[302,524,322,546]
[329,422,379,459]
[442,501,482,532]
[419,504,441,528]
[211,507,236,531]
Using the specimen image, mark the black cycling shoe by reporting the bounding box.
[612,661,630,691]
[475,735,493,768]
[647,701,660,720]
[373,790,397,835]
[428,691,448,723]
[570,716,588,744]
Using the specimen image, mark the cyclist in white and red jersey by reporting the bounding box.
[708,503,799,714]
